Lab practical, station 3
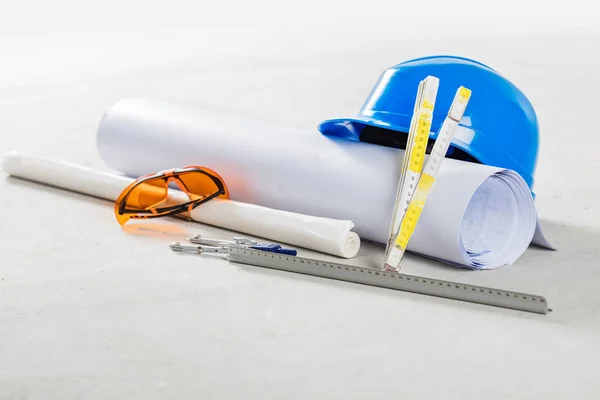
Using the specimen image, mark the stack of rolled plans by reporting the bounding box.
[96,98,553,269]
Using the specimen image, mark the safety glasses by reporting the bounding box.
[115,166,229,225]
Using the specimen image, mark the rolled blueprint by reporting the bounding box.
[97,98,552,269]
[0,152,361,258]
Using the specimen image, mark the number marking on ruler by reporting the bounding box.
[226,247,549,315]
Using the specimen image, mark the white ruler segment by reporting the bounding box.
[384,86,472,272]
[225,247,549,314]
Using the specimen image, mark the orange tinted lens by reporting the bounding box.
[176,170,223,201]
[115,178,168,225]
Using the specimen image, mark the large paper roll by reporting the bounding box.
[97,98,552,269]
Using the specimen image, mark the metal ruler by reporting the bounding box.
[225,246,549,315]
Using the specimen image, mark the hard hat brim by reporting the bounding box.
[318,117,410,142]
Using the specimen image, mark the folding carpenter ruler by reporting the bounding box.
[222,246,549,315]
[385,83,471,271]
[386,76,439,261]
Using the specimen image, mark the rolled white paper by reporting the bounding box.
[0,151,361,258]
[96,98,553,269]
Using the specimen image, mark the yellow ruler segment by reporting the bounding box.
[408,102,434,174]
[399,81,424,186]
[395,173,435,248]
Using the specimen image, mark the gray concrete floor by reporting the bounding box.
[1,3,599,398]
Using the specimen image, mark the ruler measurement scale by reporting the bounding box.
[386,82,423,251]
[384,86,471,271]
[386,79,430,253]
[395,80,424,208]
[225,247,549,314]
[385,76,439,257]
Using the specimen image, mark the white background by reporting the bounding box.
[1,1,599,398]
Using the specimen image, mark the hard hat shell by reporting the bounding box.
[318,55,539,189]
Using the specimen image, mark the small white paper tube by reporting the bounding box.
[0,151,361,258]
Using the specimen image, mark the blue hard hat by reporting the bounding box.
[318,55,539,189]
